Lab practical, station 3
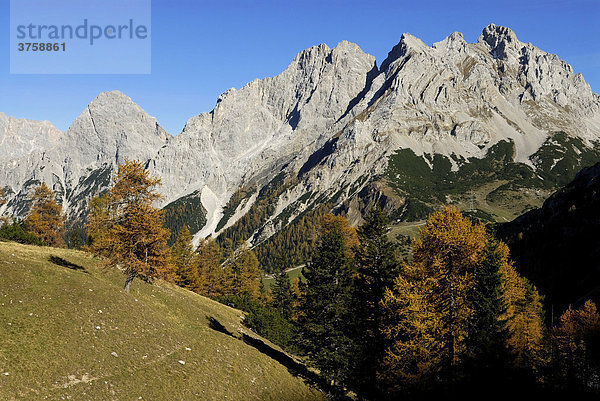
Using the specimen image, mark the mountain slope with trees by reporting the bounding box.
[497,161,600,316]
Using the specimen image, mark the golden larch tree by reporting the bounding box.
[24,183,65,247]
[551,300,600,388]
[87,160,171,292]
[170,225,198,287]
[379,206,487,388]
[196,238,224,297]
[498,245,544,368]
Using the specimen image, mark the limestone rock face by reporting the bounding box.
[0,113,61,161]
[148,41,377,235]
[1,25,599,246]
[0,91,168,218]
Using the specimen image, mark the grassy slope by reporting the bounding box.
[0,242,323,401]
[262,267,304,290]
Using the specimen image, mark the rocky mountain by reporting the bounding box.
[1,24,599,271]
[0,91,169,220]
[0,113,61,161]
[497,161,600,315]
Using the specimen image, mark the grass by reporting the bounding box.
[0,241,324,401]
[262,267,304,290]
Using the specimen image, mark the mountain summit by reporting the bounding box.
[1,25,599,264]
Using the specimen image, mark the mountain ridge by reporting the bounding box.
[1,24,599,266]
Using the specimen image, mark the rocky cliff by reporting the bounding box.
[1,24,599,267]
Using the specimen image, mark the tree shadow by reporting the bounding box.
[206,315,338,397]
[49,255,87,273]
[206,316,235,337]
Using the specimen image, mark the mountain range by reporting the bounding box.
[1,23,599,271]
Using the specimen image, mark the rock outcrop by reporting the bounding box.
[1,24,599,251]
[0,113,61,161]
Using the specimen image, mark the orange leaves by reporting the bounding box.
[379,206,545,389]
[86,160,170,290]
[24,183,65,247]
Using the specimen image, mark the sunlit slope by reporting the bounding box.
[0,241,323,401]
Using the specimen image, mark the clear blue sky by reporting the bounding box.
[1,0,598,134]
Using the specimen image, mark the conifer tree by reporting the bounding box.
[299,216,355,394]
[224,245,261,299]
[69,229,82,250]
[466,239,510,380]
[350,207,399,396]
[196,238,224,297]
[499,256,544,368]
[87,160,171,292]
[170,225,198,288]
[25,183,65,247]
[551,300,600,389]
[379,206,488,390]
[272,256,294,319]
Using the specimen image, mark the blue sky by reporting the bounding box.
[1,0,599,134]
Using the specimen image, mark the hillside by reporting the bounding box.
[0,241,323,401]
[497,161,600,316]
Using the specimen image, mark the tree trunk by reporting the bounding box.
[124,269,136,292]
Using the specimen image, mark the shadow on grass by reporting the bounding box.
[49,255,87,273]
[207,316,234,337]
[206,315,332,396]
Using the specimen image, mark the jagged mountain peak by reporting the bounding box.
[432,31,468,52]
[479,23,519,49]
[380,32,430,73]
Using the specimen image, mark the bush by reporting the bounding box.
[218,295,298,352]
[0,221,45,246]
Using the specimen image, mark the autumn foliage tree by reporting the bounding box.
[550,300,600,389]
[24,183,65,247]
[196,238,225,297]
[498,244,545,369]
[170,225,198,288]
[379,206,544,393]
[87,160,171,292]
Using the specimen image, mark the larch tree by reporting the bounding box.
[87,160,171,292]
[170,225,198,288]
[551,300,600,389]
[24,183,65,247]
[499,253,544,368]
[379,206,488,389]
[299,215,355,394]
[196,238,224,297]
